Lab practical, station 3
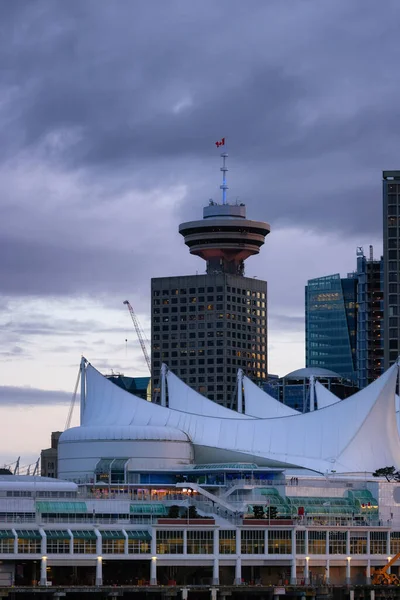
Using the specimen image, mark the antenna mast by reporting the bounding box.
[220,152,228,204]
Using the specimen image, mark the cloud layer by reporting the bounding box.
[0,0,396,460]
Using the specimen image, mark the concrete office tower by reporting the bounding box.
[356,246,384,388]
[383,171,400,369]
[151,153,270,407]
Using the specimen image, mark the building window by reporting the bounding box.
[47,539,70,554]
[0,538,14,553]
[350,532,367,555]
[241,530,264,554]
[329,531,346,554]
[18,538,41,554]
[390,532,400,555]
[370,531,387,554]
[187,530,213,554]
[219,530,235,554]
[73,539,97,554]
[128,539,151,554]
[156,530,184,554]
[268,530,291,554]
[296,531,305,554]
[102,539,125,554]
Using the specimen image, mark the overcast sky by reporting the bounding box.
[0,0,395,466]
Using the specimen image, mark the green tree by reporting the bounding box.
[168,505,181,518]
[265,506,278,520]
[253,505,264,519]
[188,505,198,519]
[372,467,400,482]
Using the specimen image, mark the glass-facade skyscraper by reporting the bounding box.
[305,274,357,382]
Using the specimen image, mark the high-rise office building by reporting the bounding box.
[151,153,270,406]
[383,170,400,369]
[305,274,357,382]
[356,246,384,388]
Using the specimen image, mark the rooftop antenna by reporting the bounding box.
[220,152,228,205]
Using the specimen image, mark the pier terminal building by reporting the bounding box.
[1,357,400,591]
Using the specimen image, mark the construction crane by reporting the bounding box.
[372,553,400,585]
[123,300,151,374]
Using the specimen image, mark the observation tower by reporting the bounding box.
[179,152,270,275]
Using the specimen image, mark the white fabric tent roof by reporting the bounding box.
[243,376,298,417]
[167,370,252,419]
[74,359,400,474]
[315,381,341,410]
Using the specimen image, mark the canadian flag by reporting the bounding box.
[215,137,225,148]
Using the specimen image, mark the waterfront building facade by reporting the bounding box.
[305,274,357,383]
[1,472,400,589]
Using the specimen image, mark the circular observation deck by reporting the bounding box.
[179,203,270,265]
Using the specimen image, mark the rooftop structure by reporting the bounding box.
[179,155,270,276]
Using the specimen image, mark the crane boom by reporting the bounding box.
[123,300,151,374]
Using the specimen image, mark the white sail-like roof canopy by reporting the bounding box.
[73,359,400,474]
[167,370,253,419]
[315,381,341,410]
[243,375,298,417]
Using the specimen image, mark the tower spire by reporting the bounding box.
[220,152,228,205]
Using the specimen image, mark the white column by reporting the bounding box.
[291,529,296,584]
[150,557,157,585]
[350,590,355,600]
[304,557,309,584]
[95,529,102,586]
[210,588,217,600]
[237,369,243,413]
[235,527,242,584]
[182,589,189,600]
[39,529,47,556]
[161,363,167,407]
[183,529,188,555]
[213,530,219,585]
[387,531,391,557]
[11,529,18,555]
[370,589,375,600]
[366,559,371,584]
[40,556,47,587]
[235,557,242,585]
[309,375,315,411]
[265,528,269,555]
[346,530,350,557]
[346,557,351,585]
[123,530,128,555]
[304,529,309,556]
[95,556,103,586]
[325,560,330,585]
[80,356,86,424]
[67,529,73,554]
[95,529,102,556]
